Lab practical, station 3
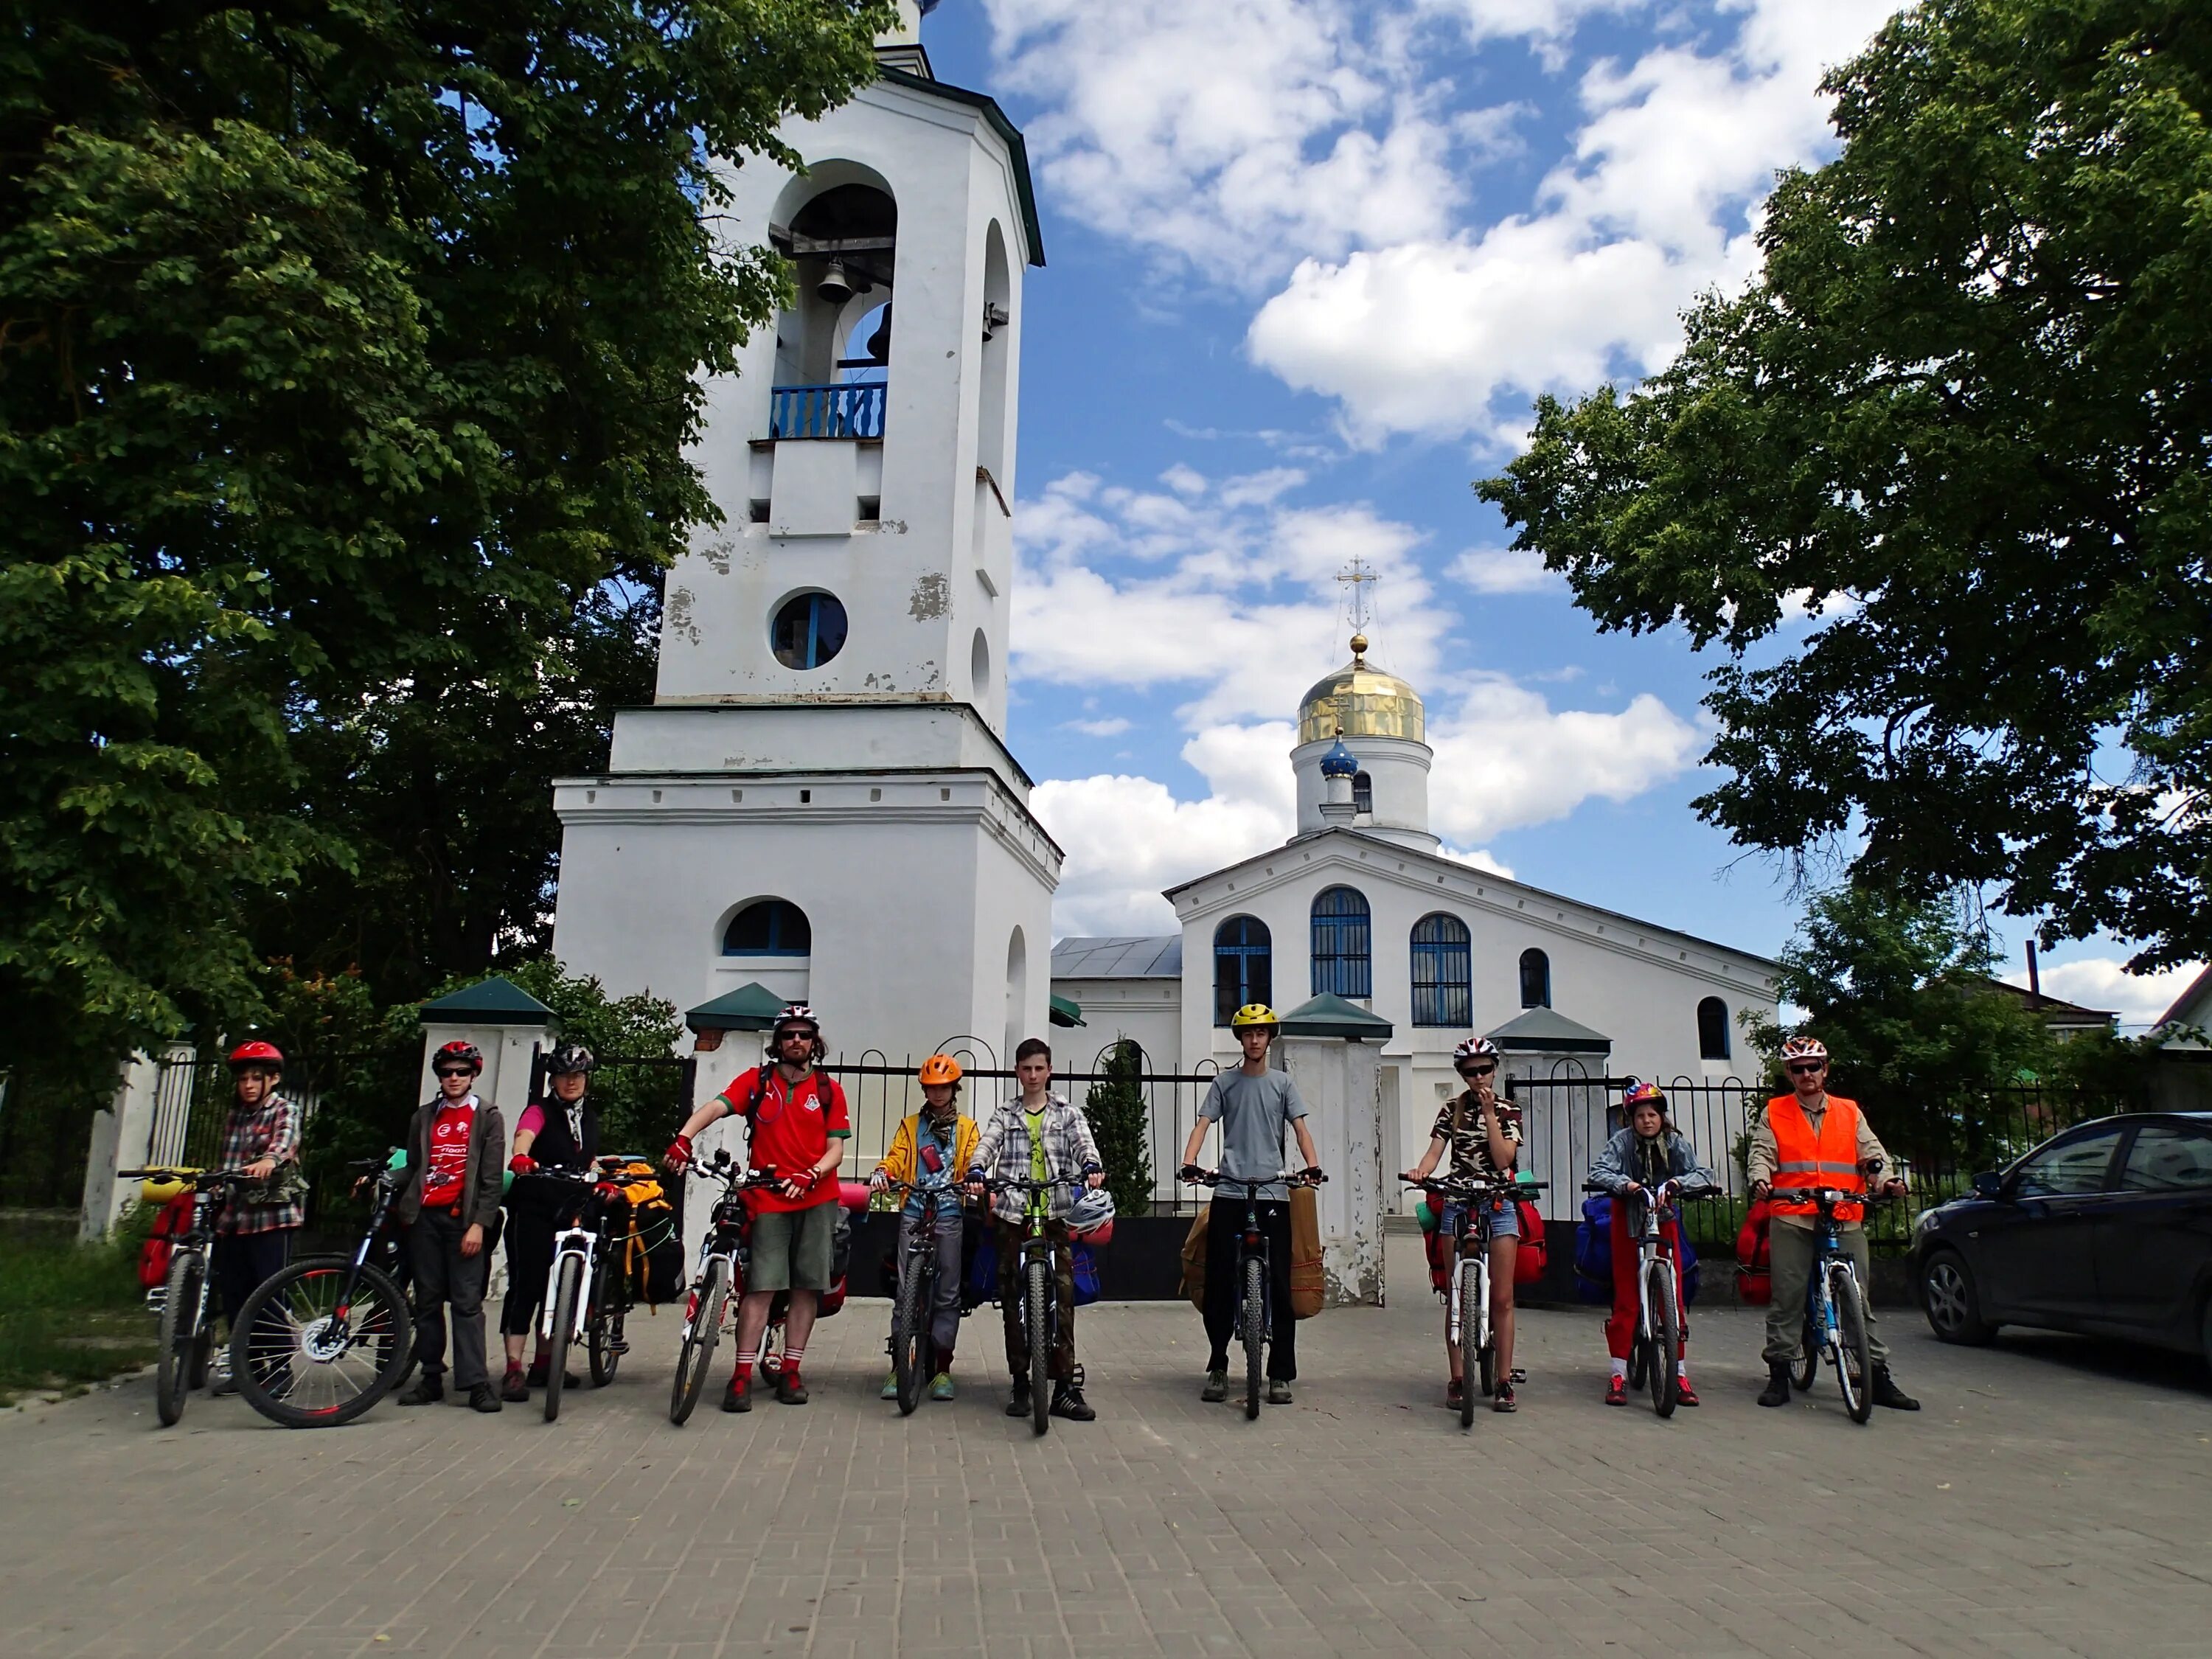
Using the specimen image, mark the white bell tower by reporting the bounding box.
[549,15,1062,1070]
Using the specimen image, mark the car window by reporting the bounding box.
[2118,1124,2212,1194]
[2014,1126,2123,1197]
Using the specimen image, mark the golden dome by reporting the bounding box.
[1298,633,1425,745]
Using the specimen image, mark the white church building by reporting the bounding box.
[543,3,1779,1187]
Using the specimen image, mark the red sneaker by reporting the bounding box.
[1604,1374,1628,1407]
[1674,1377,1700,1407]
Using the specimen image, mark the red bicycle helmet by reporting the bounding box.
[434,1039,484,1074]
[227,1040,285,1070]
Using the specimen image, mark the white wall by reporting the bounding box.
[1291,734,1435,848]
[1049,978,1183,1075]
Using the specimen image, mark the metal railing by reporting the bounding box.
[769,383,886,439]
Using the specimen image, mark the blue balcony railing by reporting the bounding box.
[770,382,886,440]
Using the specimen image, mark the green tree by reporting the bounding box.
[1479,0,2212,972]
[1,1,892,1071]
[1746,884,2054,1165]
[1082,1039,1153,1219]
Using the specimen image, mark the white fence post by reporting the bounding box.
[80,1047,186,1240]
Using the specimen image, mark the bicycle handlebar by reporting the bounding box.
[1186,1169,1327,1189]
[118,1167,254,1189]
[1408,1176,1542,1197]
[1581,1178,1720,1200]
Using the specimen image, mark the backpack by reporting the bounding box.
[138,1192,195,1290]
[1736,1197,1774,1304]
[611,1162,684,1308]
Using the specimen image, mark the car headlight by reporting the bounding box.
[1912,1207,1938,1238]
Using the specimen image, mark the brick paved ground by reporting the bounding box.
[4,1234,2209,1659]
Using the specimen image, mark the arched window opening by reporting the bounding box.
[1697,996,1731,1061]
[1352,771,1373,814]
[1411,914,1472,1028]
[724,900,811,957]
[1213,916,1273,1026]
[771,591,847,669]
[773,179,897,437]
[1518,947,1551,1009]
[1311,886,1372,999]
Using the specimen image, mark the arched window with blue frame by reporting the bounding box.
[1518,947,1551,1009]
[1310,886,1372,999]
[1213,916,1273,1026]
[723,899,812,956]
[1410,913,1472,1027]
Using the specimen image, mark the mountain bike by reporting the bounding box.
[669,1152,778,1426]
[1784,1172,1898,1425]
[120,1167,251,1427]
[1189,1168,1328,1421]
[536,1158,640,1422]
[1411,1175,1542,1427]
[880,1178,970,1416]
[1585,1175,1714,1418]
[978,1175,1079,1436]
[229,1157,416,1427]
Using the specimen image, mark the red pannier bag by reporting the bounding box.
[1513,1199,1548,1286]
[1735,1196,1773,1305]
[139,1192,195,1289]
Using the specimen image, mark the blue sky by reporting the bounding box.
[909,1,2197,1028]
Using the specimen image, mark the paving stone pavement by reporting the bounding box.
[4,1235,2210,1659]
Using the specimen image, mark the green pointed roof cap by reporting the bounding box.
[1485,1006,1611,1054]
[686,981,790,1034]
[419,975,557,1026]
[1279,992,1394,1040]
[1048,992,1086,1029]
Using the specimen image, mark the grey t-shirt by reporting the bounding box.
[1197,1068,1308,1201]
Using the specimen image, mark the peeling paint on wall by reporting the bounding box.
[700,539,734,576]
[666,586,700,644]
[908,571,950,620]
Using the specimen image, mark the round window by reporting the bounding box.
[771,591,848,670]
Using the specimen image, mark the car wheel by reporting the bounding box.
[1920,1249,1996,1346]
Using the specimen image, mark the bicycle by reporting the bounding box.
[120,1167,251,1427]
[976,1175,1079,1436]
[535,1158,641,1423]
[1410,1175,1543,1428]
[1584,1176,1714,1418]
[879,1177,972,1416]
[229,1158,417,1428]
[1778,1173,1899,1425]
[668,1152,779,1426]
[1188,1168,1328,1422]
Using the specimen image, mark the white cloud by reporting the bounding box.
[2001,958,2208,1030]
[1451,546,1562,594]
[1066,717,1132,737]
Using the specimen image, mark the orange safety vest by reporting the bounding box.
[1765,1094,1865,1222]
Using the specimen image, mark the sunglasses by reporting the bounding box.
[1456,1064,1497,1078]
[434,1067,473,1079]
[1787,1062,1826,1076]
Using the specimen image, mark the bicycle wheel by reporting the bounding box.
[1646,1259,1680,1419]
[1474,1262,1498,1402]
[231,1256,412,1428]
[1790,1312,1820,1391]
[669,1256,729,1427]
[1026,1258,1051,1436]
[1625,1300,1649,1389]
[1241,1255,1265,1421]
[543,1255,583,1423]
[588,1254,624,1388]
[1833,1269,1873,1425]
[894,1249,931,1416]
[156,1249,205,1427]
[1456,1266,1481,1429]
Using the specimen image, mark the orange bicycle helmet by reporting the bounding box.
[918,1053,963,1087]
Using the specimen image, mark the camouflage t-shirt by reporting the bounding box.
[1427,1091,1523,1183]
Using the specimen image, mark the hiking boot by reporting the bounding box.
[467,1382,502,1413]
[398,1374,445,1406]
[1050,1377,1096,1422]
[1200,1369,1228,1402]
[1871,1367,1920,1411]
[525,1355,549,1388]
[1756,1360,1791,1408]
[499,1368,529,1404]
[929,1372,956,1402]
[1674,1377,1700,1408]
[1266,1379,1293,1406]
[1604,1374,1628,1407]
[1006,1380,1032,1418]
[721,1376,751,1413]
[880,1370,900,1400]
[776,1371,809,1405]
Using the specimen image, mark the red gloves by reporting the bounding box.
[508,1154,535,1175]
[664,1133,694,1169]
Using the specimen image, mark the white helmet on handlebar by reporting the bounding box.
[1065,1186,1116,1236]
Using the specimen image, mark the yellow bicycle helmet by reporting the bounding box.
[1229,1004,1279,1029]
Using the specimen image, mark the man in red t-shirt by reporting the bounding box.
[667,1005,849,1411]
[396,1040,507,1411]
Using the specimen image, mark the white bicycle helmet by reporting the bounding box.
[1066,1186,1117,1236]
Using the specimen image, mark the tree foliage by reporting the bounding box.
[1082,1038,1154,1218]
[1,1,891,1068]
[1479,0,2212,970]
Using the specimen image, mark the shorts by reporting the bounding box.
[1445,1198,1520,1241]
[748,1200,838,1293]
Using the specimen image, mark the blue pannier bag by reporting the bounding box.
[1575,1192,1704,1307]
[1070,1239,1103,1307]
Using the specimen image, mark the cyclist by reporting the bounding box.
[209,1040,305,1394]
[497,1041,600,1402]
[395,1040,508,1412]
[1180,1004,1324,1407]
[1401,1035,1523,1412]
[1747,1034,1919,1411]
[665,1004,849,1411]
[967,1037,1106,1422]
[870,1053,980,1403]
[1587,1079,1717,1407]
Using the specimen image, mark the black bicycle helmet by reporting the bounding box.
[545,1042,595,1077]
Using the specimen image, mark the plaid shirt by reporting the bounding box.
[970,1094,1102,1224]
[215,1092,305,1235]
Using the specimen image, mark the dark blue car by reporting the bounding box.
[1913,1112,2212,1365]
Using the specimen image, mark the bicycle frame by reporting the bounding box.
[1803,1200,1860,1358]
[540,1169,624,1345]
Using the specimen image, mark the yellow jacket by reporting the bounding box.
[875,1110,980,1189]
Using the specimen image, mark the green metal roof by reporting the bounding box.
[418,975,557,1026]
[1485,1006,1611,1054]
[1279,993,1394,1040]
[686,982,790,1033]
[1048,992,1085,1028]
